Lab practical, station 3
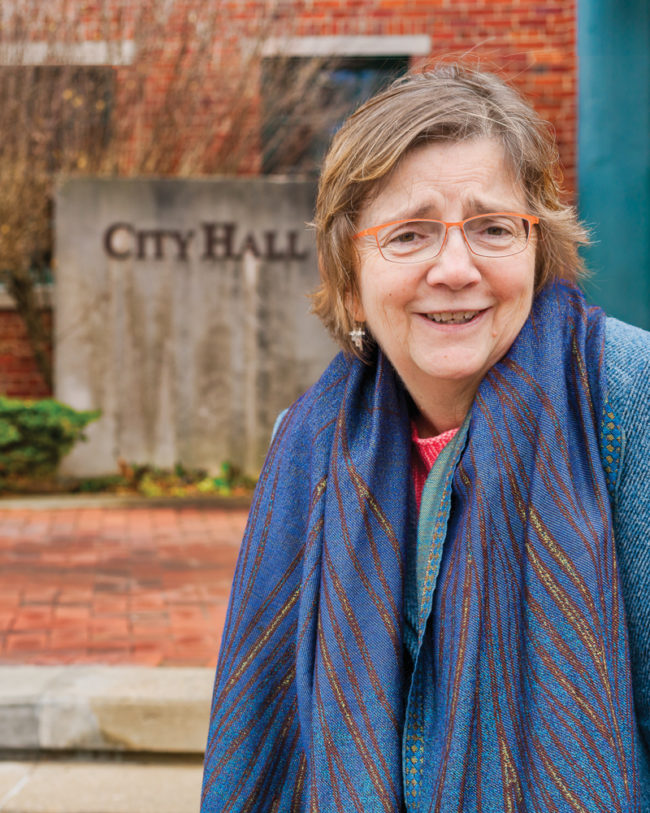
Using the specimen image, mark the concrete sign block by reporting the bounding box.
[55,178,334,476]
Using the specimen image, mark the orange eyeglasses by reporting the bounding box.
[354,212,540,263]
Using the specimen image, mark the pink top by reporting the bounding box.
[411,424,459,510]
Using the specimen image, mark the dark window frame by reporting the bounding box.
[261,55,410,175]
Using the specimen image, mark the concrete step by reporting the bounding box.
[0,758,203,813]
[0,666,214,755]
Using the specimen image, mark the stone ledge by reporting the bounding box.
[0,666,214,755]
[0,759,202,813]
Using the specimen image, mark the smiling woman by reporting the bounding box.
[351,138,538,435]
[201,65,650,812]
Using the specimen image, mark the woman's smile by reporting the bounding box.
[420,308,485,325]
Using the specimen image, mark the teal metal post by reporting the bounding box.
[578,0,650,328]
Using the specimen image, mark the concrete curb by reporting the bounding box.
[0,666,214,755]
[0,760,204,813]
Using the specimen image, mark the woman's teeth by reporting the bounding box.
[426,310,480,324]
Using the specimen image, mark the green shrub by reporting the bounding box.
[0,396,100,481]
[206,461,257,494]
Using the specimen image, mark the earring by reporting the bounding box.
[349,324,365,351]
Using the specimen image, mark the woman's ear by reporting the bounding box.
[346,291,366,323]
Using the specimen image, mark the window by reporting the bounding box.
[262,56,409,175]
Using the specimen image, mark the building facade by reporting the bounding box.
[1,0,636,402]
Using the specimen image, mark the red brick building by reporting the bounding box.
[0,0,579,398]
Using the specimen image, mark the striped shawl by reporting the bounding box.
[202,282,640,812]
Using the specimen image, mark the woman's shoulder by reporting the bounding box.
[604,316,650,494]
[605,317,650,419]
[604,317,650,742]
[271,351,352,441]
[603,315,650,528]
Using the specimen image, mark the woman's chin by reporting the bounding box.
[408,349,489,390]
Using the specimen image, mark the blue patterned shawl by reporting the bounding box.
[202,282,640,812]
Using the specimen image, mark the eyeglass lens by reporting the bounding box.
[376,215,531,262]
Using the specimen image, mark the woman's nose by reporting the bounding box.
[425,226,482,289]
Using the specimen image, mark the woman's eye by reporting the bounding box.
[391,231,419,244]
[471,218,518,241]
[377,221,441,253]
[482,221,514,236]
[384,226,430,246]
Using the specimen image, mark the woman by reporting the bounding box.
[202,65,650,811]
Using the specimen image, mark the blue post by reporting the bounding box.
[578,0,650,328]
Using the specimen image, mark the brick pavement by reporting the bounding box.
[0,504,248,667]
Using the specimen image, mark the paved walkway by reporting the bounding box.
[0,501,247,667]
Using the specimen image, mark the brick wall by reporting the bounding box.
[217,0,578,192]
[1,0,577,398]
[0,310,51,399]
[7,0,577,185]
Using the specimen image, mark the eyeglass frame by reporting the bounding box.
[353,212,540,263]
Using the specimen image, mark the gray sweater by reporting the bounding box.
[606,317,650,772]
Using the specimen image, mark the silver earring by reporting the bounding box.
[349,324,365,351]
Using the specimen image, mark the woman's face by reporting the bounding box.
[352,137,536,429]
